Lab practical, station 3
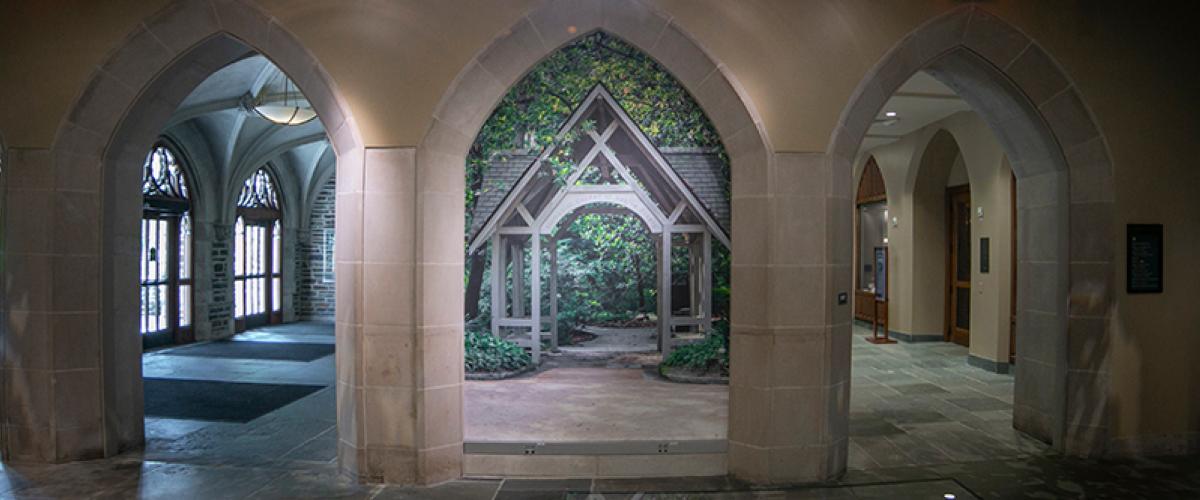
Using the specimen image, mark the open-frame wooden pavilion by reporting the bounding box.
[467,85,731,363]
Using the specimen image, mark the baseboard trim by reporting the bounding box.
[967,354,1011,374]
[890,331,944,343]
[853,321,944,343]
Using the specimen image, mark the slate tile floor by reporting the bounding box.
[847,325,1050,470]
[4,455,1200,498]
[137,322,338,469]
[3,322,1199,498]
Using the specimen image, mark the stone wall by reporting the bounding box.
[296,175,336,319]
[207,225,234,339]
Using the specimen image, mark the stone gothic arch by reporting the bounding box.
[414,0,774,484]
[5,0,364,467]
[830,5,1117,456]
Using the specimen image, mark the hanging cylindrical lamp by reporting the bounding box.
[251,68,317,126]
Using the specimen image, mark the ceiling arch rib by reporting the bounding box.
[225,130,328,216]
[157,53,333,225]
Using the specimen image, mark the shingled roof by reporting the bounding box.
[467,147,730,247]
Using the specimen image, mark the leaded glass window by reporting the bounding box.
[143,145,190,200]
[238,168,279,210]
[234,167,283,330]
[140,143,193,348]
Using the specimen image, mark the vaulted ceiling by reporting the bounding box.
[163,54,334,224]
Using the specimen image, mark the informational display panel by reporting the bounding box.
[1127,224,1163,294]
[980,237,990,274]
[874,247,887,300]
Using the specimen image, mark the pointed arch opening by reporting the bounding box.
[454,25,744,477]
[832,5,1116,463]
[15,0,364,470]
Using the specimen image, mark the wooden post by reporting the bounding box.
[689,235,701,320]
[549,237,559,350]
[530,234,541,363]
[660,230,673,357]
[490,233,501,336]
[703,230,712,335]
[511,239,524,319]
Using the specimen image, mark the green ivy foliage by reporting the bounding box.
[553,212,657,339]
[465,329,533,373]
[661,319,730,376]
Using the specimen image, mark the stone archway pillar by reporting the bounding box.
[727,148,853,484]
[335,143,464,485]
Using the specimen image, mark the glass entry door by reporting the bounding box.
[141,212,193,348]
[235,216,282,331]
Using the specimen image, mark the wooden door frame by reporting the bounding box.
[1009,173,1017,364]
[944,185,971,345]
[141,207,194,349]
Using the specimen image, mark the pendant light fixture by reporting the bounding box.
[250,68,317,126]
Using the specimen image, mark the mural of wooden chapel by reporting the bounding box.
[467,85,731,363]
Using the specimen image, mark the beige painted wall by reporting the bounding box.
[856,111,1014,364]
[0,0,1196,452]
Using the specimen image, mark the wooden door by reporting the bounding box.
[946,186,971,347]
[1009,173,1017,364]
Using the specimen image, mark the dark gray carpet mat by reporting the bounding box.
[158,340,334,362]
[143,378,325,423]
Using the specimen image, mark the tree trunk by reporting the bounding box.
[464,250,487,320]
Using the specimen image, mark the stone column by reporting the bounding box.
[2,147,108,461]
[727,149,851,484]
[281,225,298,323]
[412,124,468,483]
[190,219,215,341]
[337,143,463,484]
[206,223,235,340]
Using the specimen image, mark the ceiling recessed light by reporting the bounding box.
[885,111,898,117]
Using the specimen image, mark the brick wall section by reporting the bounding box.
[296,175,336,319]
[208,226,233,337]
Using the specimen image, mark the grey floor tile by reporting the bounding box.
[247,468,376,499]
[374,479,501,500]
[945,396,1011,411]
[849,415,905,437]
[850,479,976,499]
[853,436,916,468]
[890,383,951,395]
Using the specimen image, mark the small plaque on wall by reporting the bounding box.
[1127,224,1163,294]
[980,237,990,274]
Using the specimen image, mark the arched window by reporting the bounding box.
[234,167,283,331]
[141,143,193,348]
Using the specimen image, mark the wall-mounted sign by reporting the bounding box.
[980,237,990,274]
[1127,224,1163,294]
